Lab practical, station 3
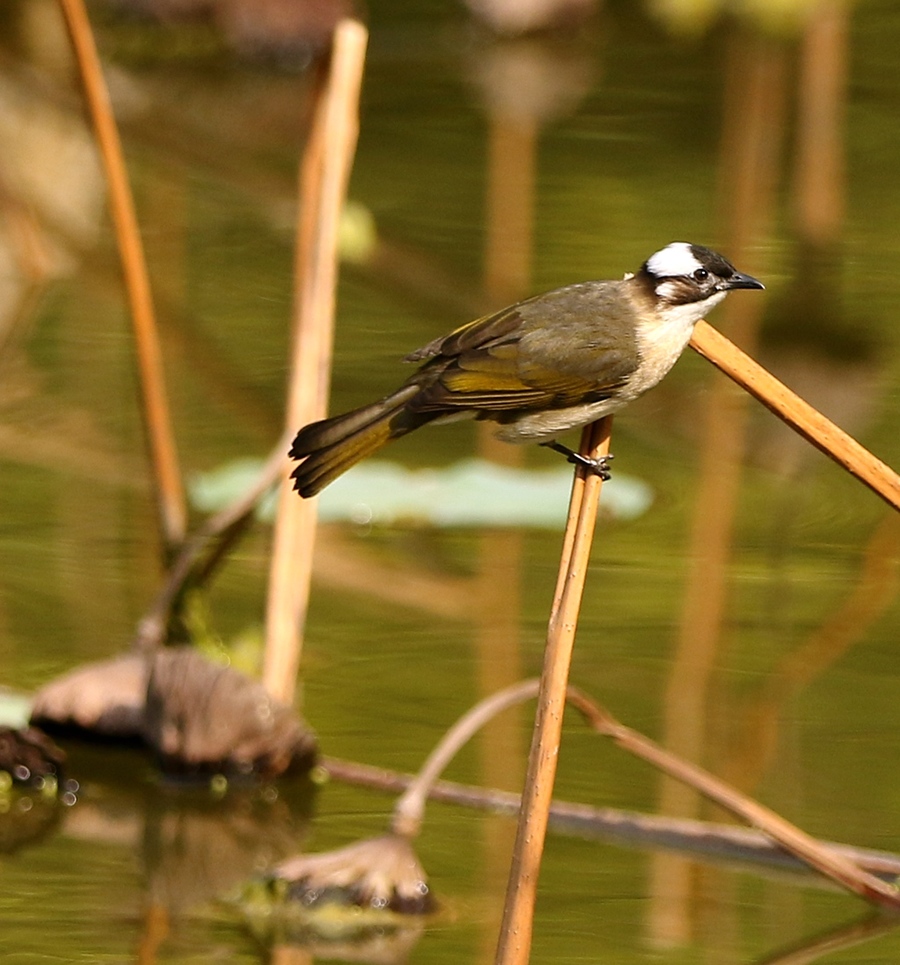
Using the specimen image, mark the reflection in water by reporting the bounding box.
[473,28,536,965]
[650,3,894,955]
[752,913,900,965]
[140,786,306,910]
[52,748,313,962]
[0,2,107,473]
[0,1,103,316]
[110,0,356,67]
[723,512,900,800]
[58,753,312,901]
[463,0,598,37]
[648,22,785,950]
[758,2,880,482]
[260,921,423,965]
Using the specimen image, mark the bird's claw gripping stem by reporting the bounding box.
[542,441,614,481]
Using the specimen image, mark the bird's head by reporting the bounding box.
[638,242,764,311]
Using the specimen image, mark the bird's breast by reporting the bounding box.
[627,297,717,398]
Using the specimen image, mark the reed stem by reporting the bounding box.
[494,417,612,965]
[691,320,900,511]
[59,0,186,552]
[262,21,368,704]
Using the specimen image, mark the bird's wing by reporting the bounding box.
[410,342,631,413]
[404,285,638,412]
[404,303,531,362]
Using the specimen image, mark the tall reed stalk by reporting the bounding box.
[494,417,612,965]
[262,21,369,705]
[58,0,186,553]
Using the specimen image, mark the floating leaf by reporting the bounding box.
[190,458,652,529]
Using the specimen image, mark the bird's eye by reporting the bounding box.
[692,268,709,282]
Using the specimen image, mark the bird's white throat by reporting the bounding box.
[630,291,725,396]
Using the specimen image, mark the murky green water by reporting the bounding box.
[2,0,900,961]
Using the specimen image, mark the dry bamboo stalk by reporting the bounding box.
[495,417,612,965]
[59,0,186,551]
[262,21,368,705]
[690,320,900,511]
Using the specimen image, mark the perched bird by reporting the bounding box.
[290,242,764,496]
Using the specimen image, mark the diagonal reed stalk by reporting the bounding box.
[262,21,368,705]
[582,700,900,909]
[58,0,186,553]
[691,320,900,511]
[494,416,612,965]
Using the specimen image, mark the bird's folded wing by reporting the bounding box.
[405,304,528,362]
[411,346,620,411]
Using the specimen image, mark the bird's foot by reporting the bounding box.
[541,441,614,480]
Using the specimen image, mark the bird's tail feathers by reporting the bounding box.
[290,386,423,497]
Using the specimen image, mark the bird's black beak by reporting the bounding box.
[722,271,765,291]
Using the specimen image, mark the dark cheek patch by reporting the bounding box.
[655,279,699,305]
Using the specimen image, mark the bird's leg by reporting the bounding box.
[541,440,614,480]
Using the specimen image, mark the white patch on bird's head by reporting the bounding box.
[653,280,685,303]
[644,242,704,280]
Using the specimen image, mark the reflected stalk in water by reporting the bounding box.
[649,23,785,949]
[752,912,900,965]
[724,511,900,794]
[473,35,539,959]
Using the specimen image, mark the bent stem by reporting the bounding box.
[364,674,900,912]
[392,680,543,839]
[690,320,900,511]
[132,429,293,651]
[495,417,612,965]
[392,678,612,840]
[59,0,186,552]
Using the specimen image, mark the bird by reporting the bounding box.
[289,242,764,497]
